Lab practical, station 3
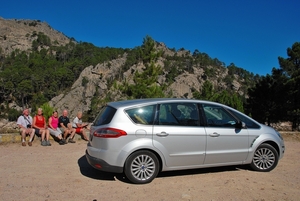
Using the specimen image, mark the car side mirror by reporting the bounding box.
[235,121,246,129]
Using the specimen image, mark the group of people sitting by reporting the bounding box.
[16,108,89,146]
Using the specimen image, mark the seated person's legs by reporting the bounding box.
[49,128,65,145]
[68,128,76,143]
[45,129,50,141]
[45,129,51,146]
[82,129,88,141]
[41,129,45,145]
[20,128,27,146]
[29,128,35,143]
[60,127,68,140]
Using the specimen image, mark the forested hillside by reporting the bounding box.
[247,42,300,130]
[0,18,299,130]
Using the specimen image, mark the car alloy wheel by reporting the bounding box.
[250,143,278,172]
[125,150,159,184]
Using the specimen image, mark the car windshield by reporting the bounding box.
[93,105,116,126]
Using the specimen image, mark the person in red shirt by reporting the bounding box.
[32,108,51,146]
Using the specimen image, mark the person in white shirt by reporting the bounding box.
[72,111,89,141]
[16,108,35,146]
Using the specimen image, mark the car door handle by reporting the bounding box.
[209,132,220,137]
[156,132,169,137]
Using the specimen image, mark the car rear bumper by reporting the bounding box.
[85,150,123,173]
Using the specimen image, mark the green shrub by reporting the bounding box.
[82,76,89,87]
[37,103,55,121]
[8,108,21,121]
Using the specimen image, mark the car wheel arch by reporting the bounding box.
[250,134,280,156]
[260,140,280,157]
[246,138,280,164]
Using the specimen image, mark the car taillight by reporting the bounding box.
[93,128,127,138]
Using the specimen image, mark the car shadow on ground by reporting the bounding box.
[78,155,250,184]
[77,155,122,181]
[157,165,249,179]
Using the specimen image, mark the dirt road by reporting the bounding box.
[0,134,299,201]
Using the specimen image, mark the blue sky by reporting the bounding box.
[1,0,299,75]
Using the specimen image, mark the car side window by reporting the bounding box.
[202,104,236,128]
[125,105,156,125]
[157,103,200,126]
[228,108,260,129]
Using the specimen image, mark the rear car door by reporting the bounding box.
[202,103,249,165]
[153,102,206,168]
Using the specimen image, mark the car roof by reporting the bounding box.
[107,98,224,109]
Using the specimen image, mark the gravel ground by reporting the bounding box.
[0,134,299,201]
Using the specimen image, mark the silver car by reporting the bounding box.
[86,98,285,184]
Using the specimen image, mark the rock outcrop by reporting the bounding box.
[0,17,70,55]
[49,55,127,118]
[48,43,245,118]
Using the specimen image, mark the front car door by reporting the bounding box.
[202,103,249,165]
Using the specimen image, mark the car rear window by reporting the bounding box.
[93,105,117,126]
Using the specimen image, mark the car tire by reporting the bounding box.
[124,150,159,184]
[250,143,279,172]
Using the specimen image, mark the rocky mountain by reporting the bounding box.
[0,17,255,125]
